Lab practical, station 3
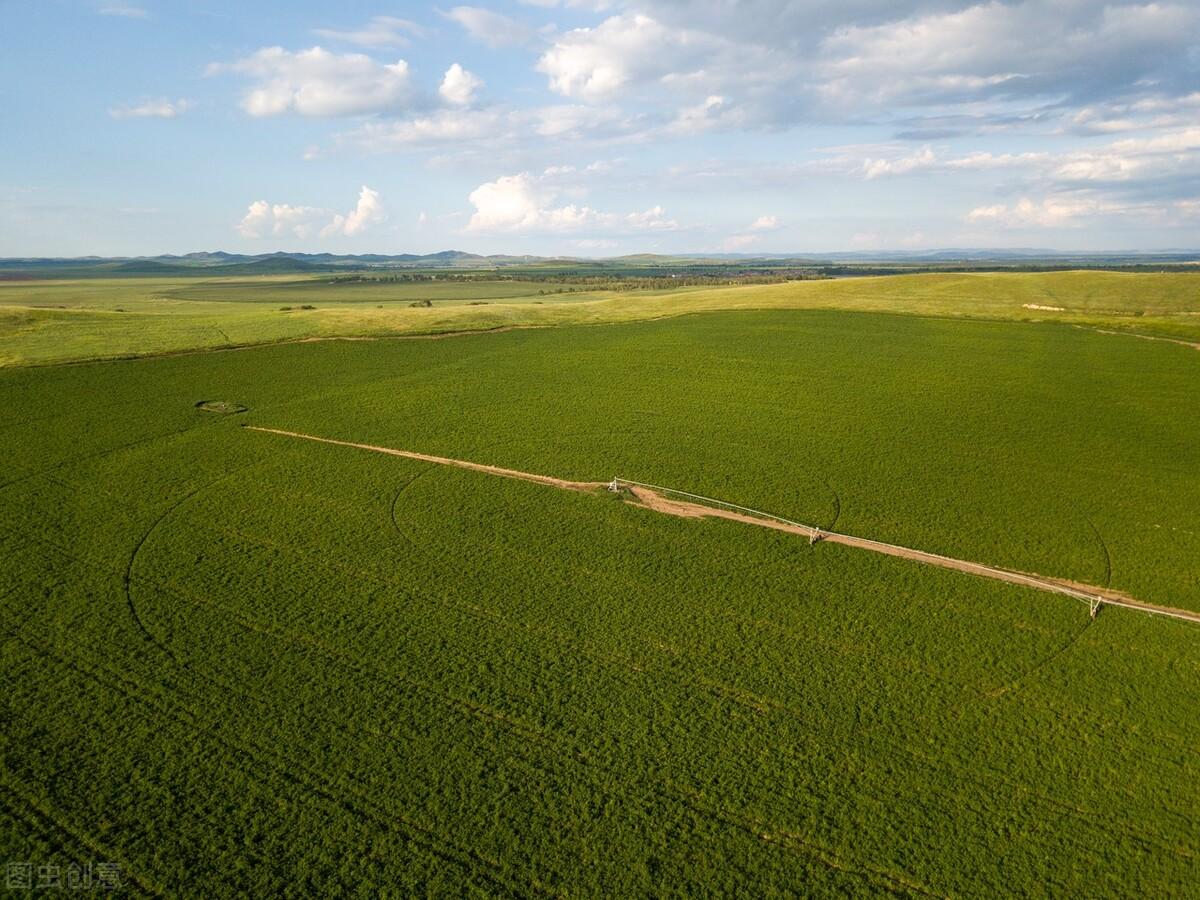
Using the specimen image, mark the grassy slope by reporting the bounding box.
[1,311,1197,894]
[1,270,1197,366]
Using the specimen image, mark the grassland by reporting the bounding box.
[1,269,1197,366]
[1,307,1197,894]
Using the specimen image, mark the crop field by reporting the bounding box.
[1,270,1197,366]
[161,277,596,304]
[1,302,1197,895]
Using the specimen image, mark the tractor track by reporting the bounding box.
[1086,518,1113,588]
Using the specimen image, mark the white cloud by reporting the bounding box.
[109,98,191,119]
[446,7,535,48]
[624,206,674,229]
[237,201,328,239]
[809,126,1200,194]
[313,16,424,49]
[340,104,642,158]
[723,214,783,250]
[236,186,385,239]
[862,146,936,179]
[210,47,414,117]
[467,174,544,231]
[1069,92,1200,134]
[439,64,483,106]
[98,3,146,18]
[537,14,717,100]
[321,185,386,237]
[350,108,508,151]
[965,197,1114,227]
[466,171,676,233]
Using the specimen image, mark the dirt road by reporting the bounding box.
[245,425,1200,625]
[245,425,602,491]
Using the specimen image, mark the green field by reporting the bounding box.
[1,270,1197,366]
[2,298,1198,894]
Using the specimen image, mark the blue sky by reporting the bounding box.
[2,0,1198,256]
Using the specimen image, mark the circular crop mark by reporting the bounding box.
[195,400,248,414]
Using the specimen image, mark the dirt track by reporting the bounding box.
[1076,325,1200,351]
[245,426,1200,625]
[245,426,601,492]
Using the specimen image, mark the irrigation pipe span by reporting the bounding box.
[611,478,1199,625]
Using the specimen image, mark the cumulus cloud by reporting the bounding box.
[538,14,719,100]
[210,47,414,117]
[236,186,385,239]
[439,64,483,106]
[237,201,327,239]
[446,6,535,48]
[322,185,386,237]
[109,98,191,119]
[750,215,779,230]
[466,171,676,233]
[313,16,424,48]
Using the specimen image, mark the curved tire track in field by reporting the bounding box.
[124,463,263,663]
[822,478,841,531]
[0,416,226,497]
[985,617,1095,700]
[245,425,1200,626]
[388,466,438,558]
[1086,518,1113,588]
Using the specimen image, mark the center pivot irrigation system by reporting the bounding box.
[245,427,1196,625]
[609,477,1116,622]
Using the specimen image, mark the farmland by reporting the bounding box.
[1,299,1198,895]
[1,269,1198,366]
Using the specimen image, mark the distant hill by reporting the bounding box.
[0,248,1195,279]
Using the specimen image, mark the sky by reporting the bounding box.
[2,0,1199,256]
